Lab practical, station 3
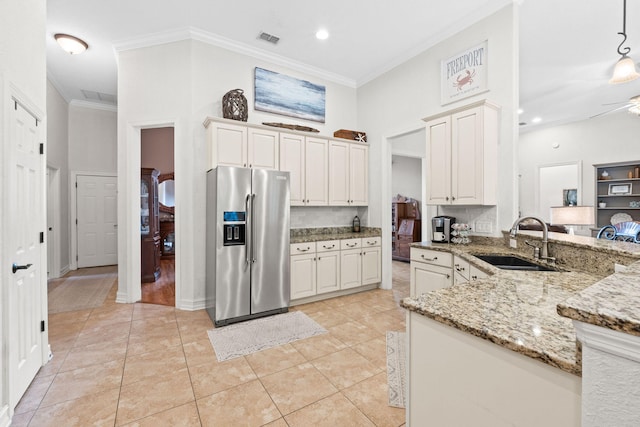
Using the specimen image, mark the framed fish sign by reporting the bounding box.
[254,67,326,123]
[441,40,488,105]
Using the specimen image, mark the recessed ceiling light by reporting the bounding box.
[517,108,524,115]
[531,117,542,123]
[54,33,88,54]
[315,29,329,40]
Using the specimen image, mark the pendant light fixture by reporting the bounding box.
[610,0,639,84]
[54,33,88,55]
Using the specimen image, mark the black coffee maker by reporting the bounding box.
[431,216,455,243]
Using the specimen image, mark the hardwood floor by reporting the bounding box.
[141,259,175,306]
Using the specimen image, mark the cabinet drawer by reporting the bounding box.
[317,240,340,253]
[362,236,381,247]
[410,248,452,268]
[290,242,316,254]
[340,238,361,250]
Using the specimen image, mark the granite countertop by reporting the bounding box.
[557,269,640,337]
[290,227,381,244]
[401,240,603,375]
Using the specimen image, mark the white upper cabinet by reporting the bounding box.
[205,119,278,170]
[279,133,328,206]
[329,140,368,206]
[424,100,499,206]
[349,144,368,205]
[304,137,329,205]
[205,118,367,207]
[279,133,305,205]
[248,128,279,170]
[329,140,349,205]
[208,121,247,168]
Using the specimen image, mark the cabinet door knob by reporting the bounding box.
[452,196,456,201]
[445,196,449,201]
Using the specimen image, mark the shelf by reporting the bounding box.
[598,178,640,183]
[598,207,640,210]
[598,194,640,198]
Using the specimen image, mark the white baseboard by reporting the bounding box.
[177,297,207,311]
[59,264,70,276]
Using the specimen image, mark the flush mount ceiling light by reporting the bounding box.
[54,33,88,54]
[315,29,329,40]
[610,0,639,84]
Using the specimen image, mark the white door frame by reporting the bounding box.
[47,166,61,278]
[70,171,117,271]
[380,123,430,290]
[534,161,582,220]
[117,120,179,307]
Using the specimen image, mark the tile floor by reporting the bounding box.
[12,261,411,427]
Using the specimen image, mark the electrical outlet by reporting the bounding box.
[474,220,492,233]
[510,238,517,248]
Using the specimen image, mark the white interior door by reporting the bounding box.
[46,167,55,278]
[8,100,44,409]
[77,175,117,267]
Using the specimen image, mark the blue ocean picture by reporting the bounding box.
[254,67,326,123]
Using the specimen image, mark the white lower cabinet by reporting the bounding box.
[411,248,491,295]
[410,248,453,296]
[340,248,363,290]
[290,243,317,300]
[291,237,381,302]
[362,238,382,285]
[316,240,340,294]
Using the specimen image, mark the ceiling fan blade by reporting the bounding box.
[601,100,628,106]
[590,103,633,119]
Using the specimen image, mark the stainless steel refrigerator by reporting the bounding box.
[206,166,290,327]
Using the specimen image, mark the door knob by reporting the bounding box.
[12,263,32,274]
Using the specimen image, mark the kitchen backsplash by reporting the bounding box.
[438,205,497,235]
[290,206,368,229]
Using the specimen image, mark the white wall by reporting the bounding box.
[69,103,117,173]
[116,39,358,308]
[357,4,518,234]
[0,0,46,422]
[46,81,71,272]
[518,111,640,219]
[357,5,518,288]
[392,156,422,202]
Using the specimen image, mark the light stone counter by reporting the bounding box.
[400,236,640,375]
[290,226,381,244]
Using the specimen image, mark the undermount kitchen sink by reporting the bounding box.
[474,255,557,271]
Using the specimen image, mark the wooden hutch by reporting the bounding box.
[392,200,421,261]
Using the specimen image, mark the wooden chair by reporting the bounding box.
[596,221,640,243]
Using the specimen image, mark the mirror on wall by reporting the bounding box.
[158,179,175,207]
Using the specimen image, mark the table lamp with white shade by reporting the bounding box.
[550,206,595,235]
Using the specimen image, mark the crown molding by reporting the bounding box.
[69,99,118,112]
[113,26,356,88]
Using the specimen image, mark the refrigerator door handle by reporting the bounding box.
[251,193,256,263]
[245,193,251,265]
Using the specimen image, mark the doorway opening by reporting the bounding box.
[381,127,428,290]
[140,127,175,306]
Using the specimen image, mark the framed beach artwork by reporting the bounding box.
[254,67,326,123]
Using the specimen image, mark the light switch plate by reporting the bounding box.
[509,238,517,248]
[474,220,492,233]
